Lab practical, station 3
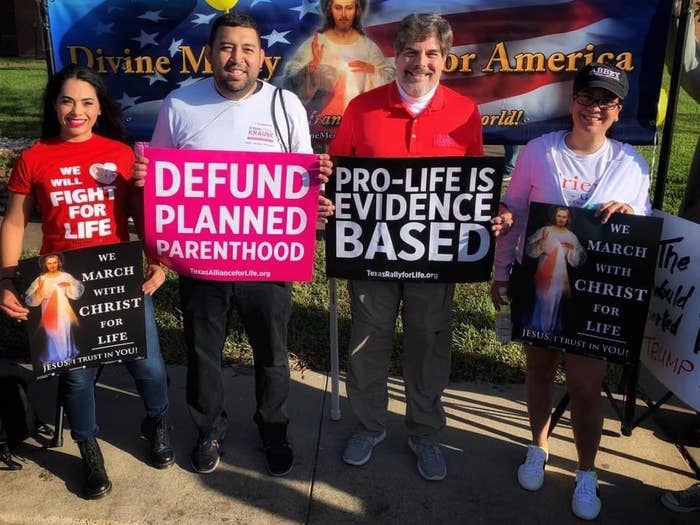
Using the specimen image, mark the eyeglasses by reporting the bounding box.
[574,93,620,110]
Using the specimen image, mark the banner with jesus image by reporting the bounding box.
[325,156,504,283]
[16,241,147,379]
[510,203,662,364]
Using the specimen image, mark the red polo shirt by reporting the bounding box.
[329,81,483,157]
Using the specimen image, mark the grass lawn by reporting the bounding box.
[0,58,48,139]
[0,57,698,385]
[638,71,700,213]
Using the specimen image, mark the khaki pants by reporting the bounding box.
[346,280,454,440]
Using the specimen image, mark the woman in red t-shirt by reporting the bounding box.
[0,65,172,499]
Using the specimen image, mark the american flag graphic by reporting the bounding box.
[47,0,670,144]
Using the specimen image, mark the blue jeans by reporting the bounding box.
[504,144,520,174]
[60,294,169,441]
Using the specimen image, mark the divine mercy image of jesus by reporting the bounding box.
[525,206,587,334]
[24,253,85,364]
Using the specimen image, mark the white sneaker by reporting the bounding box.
[572,469,602,520]
[517,444,548,491]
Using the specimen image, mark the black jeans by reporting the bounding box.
[178,277,292,441]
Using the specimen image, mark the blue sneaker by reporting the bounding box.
[572,470,602,520]
[342,431,386,466]
[408,436,447,481]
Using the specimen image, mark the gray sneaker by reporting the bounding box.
[342,431,386,466]
[408,436,447,481]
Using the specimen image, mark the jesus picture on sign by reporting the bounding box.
[525,205,587,334]
[24,253,84,365]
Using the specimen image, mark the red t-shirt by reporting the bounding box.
[8,134,134,254]
[329,82,484,157]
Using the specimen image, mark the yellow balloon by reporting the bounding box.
[656,87,668,127]
[205,0,239,12]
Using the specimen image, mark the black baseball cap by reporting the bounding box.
[573,63,629,100]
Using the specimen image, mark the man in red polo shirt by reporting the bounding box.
[329,12,483,481]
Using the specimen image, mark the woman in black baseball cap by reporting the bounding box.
[491,61,651,521]
[574,62,629,100]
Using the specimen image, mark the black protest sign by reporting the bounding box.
[16,241,147,378]
[510,203,662,364]
[326,156,504,282]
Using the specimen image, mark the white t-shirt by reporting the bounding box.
[150,78,312,154]
[494,130,652,281]
[555,133,612,206]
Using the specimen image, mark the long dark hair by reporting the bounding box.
[41,64,126,143]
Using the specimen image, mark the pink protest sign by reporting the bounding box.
[143,147,321,282]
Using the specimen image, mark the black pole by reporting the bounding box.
[36,0,54,77]
[653,0,692,210]
[621,362,639,436]
[50,382,63,448]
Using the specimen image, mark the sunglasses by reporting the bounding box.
[573,93,621,110]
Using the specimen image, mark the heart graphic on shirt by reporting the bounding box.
[89,162,118,184]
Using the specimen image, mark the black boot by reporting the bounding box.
[141,414,175,469]
[77,437,111,499]
[260,423,293,477]
[0,442,22,470]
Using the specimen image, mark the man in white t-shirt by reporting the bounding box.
[134,12,334,478]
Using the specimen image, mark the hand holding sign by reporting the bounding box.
[0,278,29,322]
[596,200,633,224]
[490,203,513,238]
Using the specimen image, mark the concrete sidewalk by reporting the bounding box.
[4,217,700,524]
[0,358,697,525]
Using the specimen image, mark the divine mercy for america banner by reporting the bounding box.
[44,0,671,146]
